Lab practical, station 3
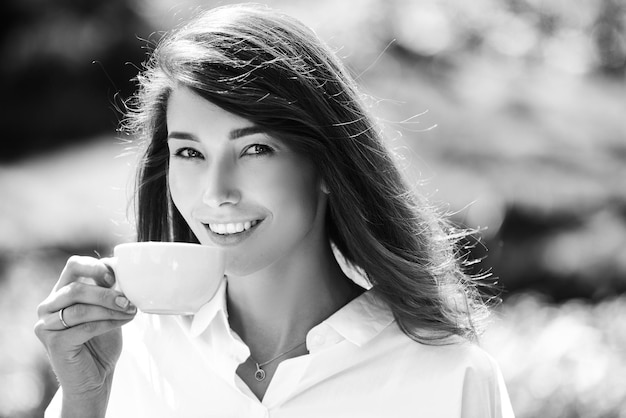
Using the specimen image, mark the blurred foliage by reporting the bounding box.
[1,0,625,417]
[483,293,626,417]
[0,0,151,161]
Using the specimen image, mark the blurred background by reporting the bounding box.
[1,0,624,416]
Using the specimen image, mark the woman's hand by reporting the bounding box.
[34,255,136,416]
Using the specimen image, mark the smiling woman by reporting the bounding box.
[166,86,326,278]
[35,3,514,417]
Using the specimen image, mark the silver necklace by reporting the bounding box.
[254,341,306,381]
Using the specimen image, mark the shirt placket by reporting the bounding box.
[260,323,345,409]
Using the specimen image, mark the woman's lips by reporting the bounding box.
[202,219,263,246]
[207,220,259,235]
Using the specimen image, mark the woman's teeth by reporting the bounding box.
[208,220,259,235]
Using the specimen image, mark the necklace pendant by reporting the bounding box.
[254,364,266,381]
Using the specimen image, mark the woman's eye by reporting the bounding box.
[243,144,274,156]
[174,147,204,160]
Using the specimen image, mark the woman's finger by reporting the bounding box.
[43,303,136,331]
[40,281,133,316]
[100,256,117,273]
[44,318,134,348]
[54,256,115,291]
[63,303,136,329]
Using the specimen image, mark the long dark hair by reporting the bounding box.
[123,3,492,342]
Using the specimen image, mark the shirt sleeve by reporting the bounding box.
[460,350,515,418]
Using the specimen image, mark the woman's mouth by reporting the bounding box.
[207,220,260,235]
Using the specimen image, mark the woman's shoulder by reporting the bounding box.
[375,320,501,376]
[427,335,499,368]
[440,338,503,381]
[358,289,498,372]
[365,323,514,416]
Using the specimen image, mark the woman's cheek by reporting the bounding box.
[168,167,196,211]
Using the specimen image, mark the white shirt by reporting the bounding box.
[47,279,514,417]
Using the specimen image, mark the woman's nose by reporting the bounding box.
[202,160,241,208]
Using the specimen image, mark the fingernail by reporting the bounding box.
[115,296,129,309]
[104,271,115,286]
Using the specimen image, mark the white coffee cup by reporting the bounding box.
[113,242,226,315]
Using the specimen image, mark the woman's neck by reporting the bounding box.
[225,241,362,359]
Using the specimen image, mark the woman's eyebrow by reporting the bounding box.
[167,132,199,142]
[167,127,268,141]
[229,126,269,140]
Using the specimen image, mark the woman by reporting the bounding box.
[35,4,514,417]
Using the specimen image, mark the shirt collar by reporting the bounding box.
[187,277,229,337]
[322,289,395,347]
[186,279,395,348]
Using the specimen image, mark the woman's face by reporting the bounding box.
[166,86,327,276]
